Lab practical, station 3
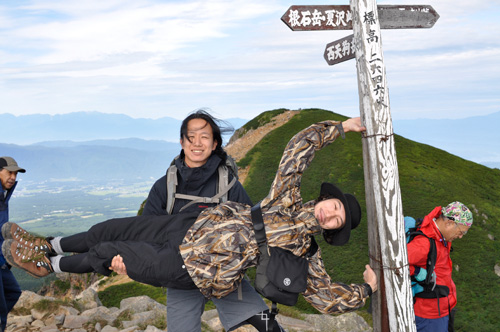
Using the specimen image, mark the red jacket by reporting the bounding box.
[407,206,456,318]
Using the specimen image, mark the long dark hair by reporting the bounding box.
[179,109,234,161]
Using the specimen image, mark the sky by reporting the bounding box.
[1,0,499,121]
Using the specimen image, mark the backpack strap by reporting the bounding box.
[165,164,178,214]
[251,203,267,247]
[177,176,237,213]
[411,231,450,306]
[268,302,279,332]
[423,234,437,286]
[165,161,237,214]
[250,203,277,332]
[410,230,437,287]
[218,165,229,203]
[251,203,315,332]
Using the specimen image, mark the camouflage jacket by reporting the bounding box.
[179,120,371,314]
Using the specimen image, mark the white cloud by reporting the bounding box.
[4,0,278,64]
[0,0,498,124]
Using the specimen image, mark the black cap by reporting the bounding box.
[319,182,361,246]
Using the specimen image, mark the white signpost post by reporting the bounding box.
[282,2,439,331]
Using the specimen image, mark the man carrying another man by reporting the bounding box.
[0,157,24,332]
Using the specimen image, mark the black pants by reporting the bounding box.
[59,212,199,288]
[59,213,286,332]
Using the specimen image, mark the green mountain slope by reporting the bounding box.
[240,108,500,331]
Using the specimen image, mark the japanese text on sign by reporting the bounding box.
[287,7,353,29]
[361,10,387,106]
[324,35,355,65]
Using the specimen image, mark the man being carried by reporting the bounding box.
[4,117,377,325]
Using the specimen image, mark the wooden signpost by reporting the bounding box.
[281,5,439,65]
[281,5,439,31]
[282,2,439,332]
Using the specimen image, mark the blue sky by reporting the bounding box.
[1,0,499,121]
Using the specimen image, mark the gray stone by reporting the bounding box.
[305,312,372,332]
[57,305,80,316]
[62,315,90,329]
[122,308,165,330]
[122,321,137,329]
[81,306,116,325]
[204,316,223,332]
[120,296,166,314]
[144,325,164,332]
[44,313,65,326]
[76,288,103,310]
[201,309,219,321]
[31,308,47,320]
[109,307,121,314]
[278,315,319,331]
[40,324,59,332]
[32,319,46,328]
[101,325,119,332]
[13,291,54,310]
[7,314,33,326]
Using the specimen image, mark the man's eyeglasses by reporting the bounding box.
[453,222,468,236]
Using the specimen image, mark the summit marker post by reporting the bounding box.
[282,2,439,331]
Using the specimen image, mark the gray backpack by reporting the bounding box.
[165,155,239,214]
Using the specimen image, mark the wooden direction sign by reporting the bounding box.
[282,5,439,31]
[324,34,355,66]
[320,5,439,65]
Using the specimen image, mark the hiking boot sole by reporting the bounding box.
[1,222,55,256]
[1,222,16,240]
[2,240,52,278]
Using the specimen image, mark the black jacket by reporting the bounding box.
[142,153,252,216]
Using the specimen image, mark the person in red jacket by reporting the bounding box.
[407,202,473,332]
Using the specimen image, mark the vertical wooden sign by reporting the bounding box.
[350,0,415,331]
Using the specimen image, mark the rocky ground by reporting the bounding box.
[6,286,372,332]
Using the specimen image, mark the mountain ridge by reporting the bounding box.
[1,110,497,168]
[0,111,248,145]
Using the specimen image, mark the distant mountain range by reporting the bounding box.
[1,111,498,176]
[392,111,500,169]
[0,111,247,145]
[0,112,249,182]
[0,139,180,183]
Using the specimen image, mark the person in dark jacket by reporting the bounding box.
[3,117,377,320]
[0,157,24,332]
[142,110,251,216]
[135,110,278,332]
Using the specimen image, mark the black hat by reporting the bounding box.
[0,157,26,173]
[319,182,361,246]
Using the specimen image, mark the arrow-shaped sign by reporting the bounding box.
[324,34,355,66]
[282,5,439,31]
